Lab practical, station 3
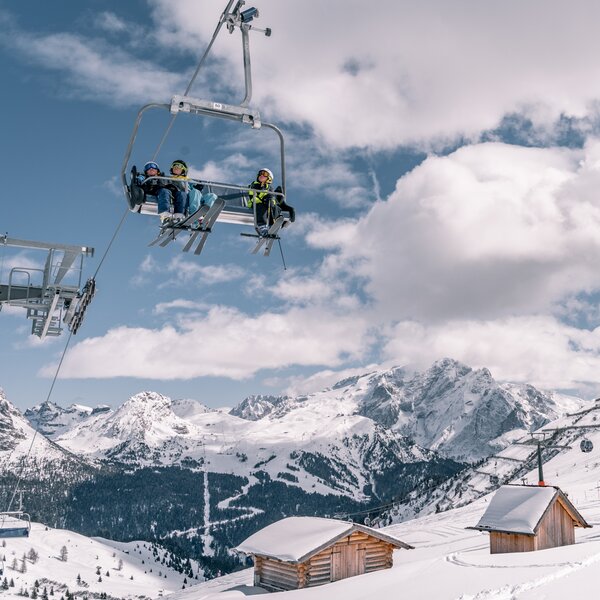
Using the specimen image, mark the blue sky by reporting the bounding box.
[3,0,600,411]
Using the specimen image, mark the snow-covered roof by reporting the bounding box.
[235,516,412,563]
[472,485,590,535]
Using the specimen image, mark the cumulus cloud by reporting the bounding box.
[151,0,600,149]
[382,316,600,392]
[45,305,372,380]
[312,141,600,321]
[5,30,185,106]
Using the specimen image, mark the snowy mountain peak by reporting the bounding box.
[25,400,95,438]
[315,358,579,462]
[1,390,28,451]
[229,394,291,421]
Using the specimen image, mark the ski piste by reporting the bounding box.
[251,216,285,255]
[190,198,226,256]
[148,205,209,248]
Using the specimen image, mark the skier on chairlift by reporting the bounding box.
[168,159,218,218]
[136,161,186,225]
[247,168,295,236]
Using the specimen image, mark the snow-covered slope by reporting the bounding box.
[0,389,91,479]
[45,390,438,500]
[20,359,581,501]
[383,398,600,526]
[171,414,600,600]
[0,522,203,600]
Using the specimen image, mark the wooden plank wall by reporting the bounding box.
[490,532,535,554]
[254,531,397,591]
[536,501,575,550]
[255,555,304,592]
[490,499,576,554]
[306,532,393,588]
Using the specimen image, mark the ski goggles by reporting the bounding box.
[171,162,186,170]
[144,163,159,172]
[258,171,271,178]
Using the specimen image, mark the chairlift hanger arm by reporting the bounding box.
[120,103,170,192]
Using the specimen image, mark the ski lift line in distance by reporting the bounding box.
[0,511,31,539]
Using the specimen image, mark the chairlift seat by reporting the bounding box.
[0,512,31,538]
[127,176,291,227]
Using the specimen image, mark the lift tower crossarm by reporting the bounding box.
[0,235,94,257]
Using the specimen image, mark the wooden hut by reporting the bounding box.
[471,484,591,554]
[235,516,413,592]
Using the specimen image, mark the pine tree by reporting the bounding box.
[10,579,15,587]
[42,587,49,600]
[31,588,38,599]
[76,575,81,585]
[117,558,123,571]
[2,577,9,590]
[59,546,68,562]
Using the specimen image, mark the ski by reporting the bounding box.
[148,206,208,248]
[193,198,226,255]
[158,206,209,248]
[250,216,284,255]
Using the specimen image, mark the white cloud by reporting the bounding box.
[149,0,600,149]
[268,363,382,397]
[95,12,127,33]
[313,141,600,321]
[153,299,209,315]
[8,31,185,106]
[382,316,600,392]
[45,305,372,380]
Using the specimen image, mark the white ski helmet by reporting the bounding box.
[257,168,273,182]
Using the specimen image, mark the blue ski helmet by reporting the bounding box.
[143,161,160,172]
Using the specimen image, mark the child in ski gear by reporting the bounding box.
[247,168,295,236]
[136,161,185,223]
[167,159,218,217]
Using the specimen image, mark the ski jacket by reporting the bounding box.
[165,174,189,194]
[138,171,167,197]
[247,180,274,208]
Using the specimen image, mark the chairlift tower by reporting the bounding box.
[0,235,95,339]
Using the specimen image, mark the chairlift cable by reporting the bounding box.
[92,207,130,280]
[5,204,132,514]
[5,329,74,514]
[151,0,237,162]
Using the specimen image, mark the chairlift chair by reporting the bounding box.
[0,512,31,538]
[580,438,594,453]
[120,1,293,257]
